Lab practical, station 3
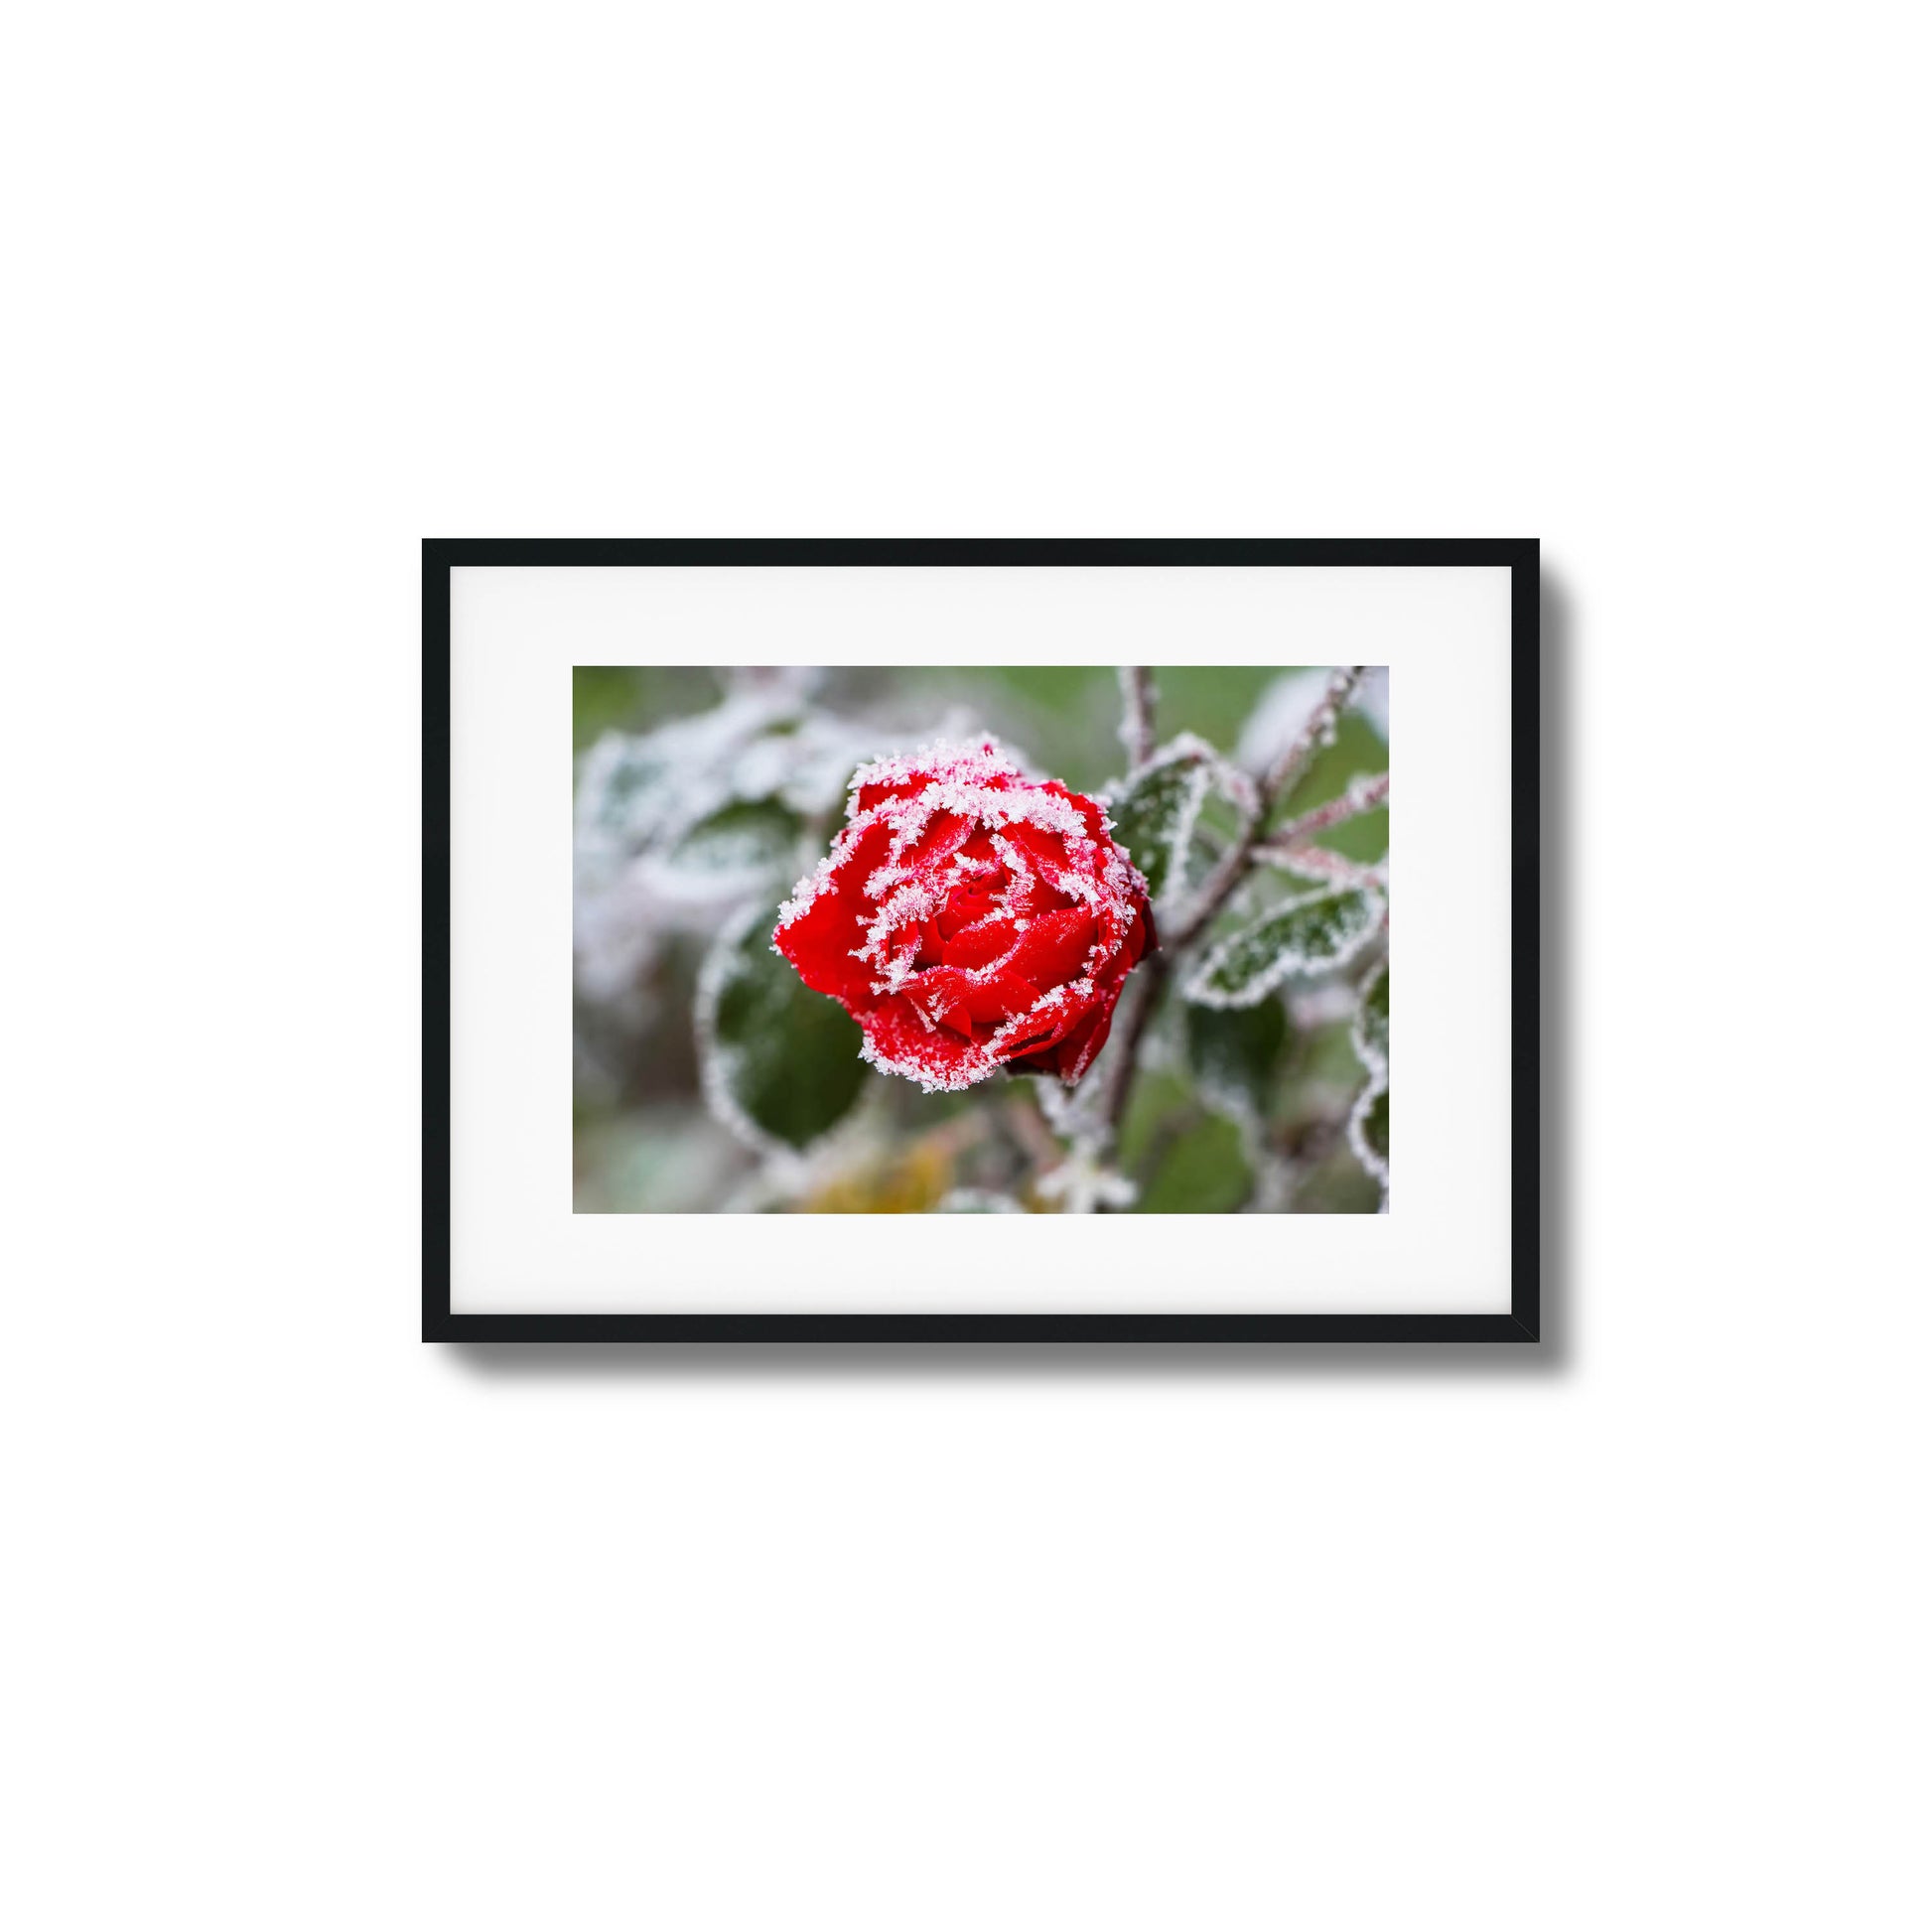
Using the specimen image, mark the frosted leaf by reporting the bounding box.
[574,730,687,866]
[666,798,803,881]
[576,692,882,1009]
[1183,886,1384,1009]
[1353,960,1390,1079]
[1347,960,1390,1203]
[1101,735,1213,904]
[1185,995,1289,1116]
[736,710,879,818]
[696,899,868,1154]
[1288,981,1362,1031]
[577,690,873,886]
[1349,1079,1390,1194]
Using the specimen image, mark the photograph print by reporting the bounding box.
[573,662,1392,1218]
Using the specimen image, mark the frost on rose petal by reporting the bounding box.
[1182,885,1383,1009]
[772,737,1153,1094]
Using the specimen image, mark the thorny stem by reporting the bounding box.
[1117,666,1157,769]
[1091,664,1368,1157]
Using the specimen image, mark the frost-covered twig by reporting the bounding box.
[1261,769,1388,849]
[1168,665,1366,954]
[1250,846,1388,893]
[1117,666,1157,769]
[1262,665,1366,805]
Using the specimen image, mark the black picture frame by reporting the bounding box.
[425,538,1539,1343]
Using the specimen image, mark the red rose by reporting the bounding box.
[773,740,1155,1092]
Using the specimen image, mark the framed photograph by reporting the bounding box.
[426,540,1537,1342]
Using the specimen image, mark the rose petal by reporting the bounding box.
[899,968,975,1036]
[900,809,977,875]
[940,918,1018,972]
[1002,906,1096,990]
[937,875,1004,940]
[772,818,893,1005]
[964,970,1042,1025]
[1053,1000,1115,1082]
[862,995,992,1088]
[996,993,1086,1063]
[999,821,1076,897]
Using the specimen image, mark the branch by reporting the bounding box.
[1262,665,1368,804]
[1088,948,1170,1150]
[1117,666,1157,769]
[1262,769,1388,849]
[1250,844,1388,893]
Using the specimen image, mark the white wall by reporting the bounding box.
[5,6,1924,1928]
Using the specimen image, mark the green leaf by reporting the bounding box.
[1349,1080,1390,1191]
[1348,960,1389,1197]
[668,798,802,878]
[1103,738,1213,901]
[1133,1113,1254,1214]
[1182,886,1384,1008]
[1359,1085,1388,1163]
[577,733,682,853]
[1115,1068,1193,1177]
[699,904,867,1151]
[1185,996,1288,1114]
[1354,960,1389,1074]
